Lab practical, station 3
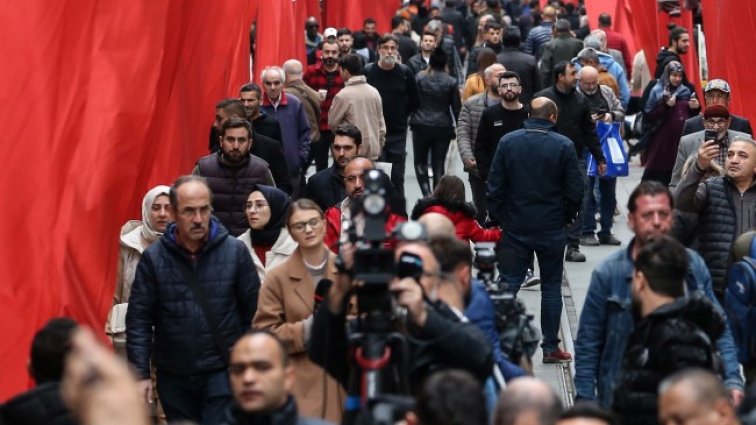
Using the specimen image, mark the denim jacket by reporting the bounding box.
[574,238,743,407]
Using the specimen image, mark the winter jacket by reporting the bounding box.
[323,198,407,253]
[466,42,503,76]
[523,21,554,59]
[411,197,502,243]
[539,34,584,89]
[328,76,386,160]
[456,91,493,166]
[252,112,284,144]
[126,218,260,379]
[462,74,486,101]
[534,86,605,163]
[682,114,753,137]
[595,50,630,109]
[285,80,321,144]
[0,382,75,425]
[261,91,311,172]
[194,152,275,237]
[574,239,743,407]
[238,228,297,284]
[220,396,332,425]
[253,251,345,423]
[410,71,461,129]
[576,85,625,124]
[675,169,756,297]
[497,48,540,103]
[487,118,584,233]
[612,296,724,424]
[302,165,345,212]
[251,131,293,195]
[407,53,429,76]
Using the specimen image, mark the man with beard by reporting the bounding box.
[304,40,345,173]
[612,235,724,424]
[574,181,743,409]
[365,34,420,197]
[475,71,529,181]
[576,66,624,247]
[682,79,753,136]
[323,157,406,252]
[193,118,275,236]
[407,32,438,76]
[239,83,283,144]
[302,123,362,212]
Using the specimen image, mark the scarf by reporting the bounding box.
[140,185,171,244]
[249,184,290,247]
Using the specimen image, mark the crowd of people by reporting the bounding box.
[3,0,756,425]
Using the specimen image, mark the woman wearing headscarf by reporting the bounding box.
[641,60,698,185]
[107,185,172,352]
[253,199,344,423]
[237,184,296,283]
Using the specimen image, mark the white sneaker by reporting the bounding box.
[522,269,541,288]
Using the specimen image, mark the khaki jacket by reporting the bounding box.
[328,76,386,160]
[286,81,321,143]
[253,248,345,423]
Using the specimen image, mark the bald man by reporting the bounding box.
[658,369,740,425]
[494,377,563,425]
[487,97,584,363]
[283,59,321,150]
[418,212,456,239]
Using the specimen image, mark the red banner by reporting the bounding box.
[322,0,398,35]
[0,0,253,400]
[253,0,306,81]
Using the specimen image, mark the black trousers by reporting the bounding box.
[411,125,454,196]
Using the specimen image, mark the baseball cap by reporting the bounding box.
[703,104,730,120]
[704,79,731,94]
[324,27,338,39]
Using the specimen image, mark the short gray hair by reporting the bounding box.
[260,66,285,83]
[282,59,303,77]
[483,63,506,79]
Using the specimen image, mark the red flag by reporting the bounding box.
[323,0,397,34]
[253,0,306,82]
[0,0,253,400]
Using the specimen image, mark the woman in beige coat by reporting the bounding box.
[253,198,345,423]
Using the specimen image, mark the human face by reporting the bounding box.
[674,33,690,54]
[578,73,599,95]
[149,194,172,233]
[337,34,354,54]
[378,40,399,66]
[245,191,271,230]
[668,71,683,88]
[703,117,730,140]
[421,35,437,53]
[240,91,260,118]
[498,77,522,101]
[395,244,441,299]
[725,141,756,182]
[659,383,727,425]
[262,71,284,100]
[221,127,252,163]
[288,208,325,249]
[174,182,212,246]
[485,28,502,45]
[331,135,358,170]
[364,22,377,37]
[214,108,229,131]
[321,42,339,67]
[704,90,729,107]
[559,64,578,89]
[627,194,673,245]
[228,334,293,414]
[344,158,373,198]
[305,20,319,37]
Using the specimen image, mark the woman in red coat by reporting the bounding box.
[411,175,502,243]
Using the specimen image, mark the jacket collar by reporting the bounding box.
[225,395,299,425]
[345,75,367,86]
[523,118,557,131]
[262,91,288,107]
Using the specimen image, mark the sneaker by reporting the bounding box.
[598,233,622,246]
[565,246,586,262]
[522,269,541,288]
[579,234,600,246]
[543,348,573,363]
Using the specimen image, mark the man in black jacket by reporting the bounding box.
[307,241,493,421]
[126,176,260,425]
[682,79,753,137]
[0,318,78,425]
[612,235,724,424]
[222,331,330,425]
[535,62,607,262]
[240,83,284,144]
[496,26,539,104]
[466,20,503,76]
[302,123,362,211]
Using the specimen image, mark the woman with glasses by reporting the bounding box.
[253,198,344,422]
[237,185,296,284]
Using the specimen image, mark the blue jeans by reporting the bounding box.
[497,228,566,351]
[156,369,232,425]
[582,176,617,235]
[379,130,408,198]
[567,158,588,247]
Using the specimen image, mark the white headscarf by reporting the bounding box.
[141,185,171,243]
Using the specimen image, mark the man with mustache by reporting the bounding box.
[304,40,345,172]
[675,136,756,299]
[193,118,275,236]
[126,175,260,425]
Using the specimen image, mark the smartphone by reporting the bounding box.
[396,252,423,281]
[705,129,718,142]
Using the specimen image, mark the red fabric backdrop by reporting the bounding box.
[0,0,253,400]
[322,0,397,35]
[253,0,307,81]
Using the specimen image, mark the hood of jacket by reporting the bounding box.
[120,220,146,253]
[647,295,725,341]
[411,197,477,220]
[162,216,229,258]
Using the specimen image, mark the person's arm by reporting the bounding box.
[263,168,275,186]
[669,138,692,189]
[474,111,492,179]
[538,44,553,89]
[267,142,293,194]
[327,93,346,131]
[125,254,158,380]
[581,106,606,165]
[450,80,462,119]
[406,67,421,114]
[465,216,502,243]
[563,142,585,222]
[605,88,624,123]
[306,289,351,389]
[252,265,311,353]
[378,96,387,153]
[486,138,508,223]
[522,31,535,55]
[616,66,630,109]
[456,102,475,167]
[296,105,311,168]
[673,148,710,213]
[235,242,260,326]
[574,268,611,400]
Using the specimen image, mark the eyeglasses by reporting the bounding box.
[704,118,729,127]
[499,83,520,89]
[246,201,269,212]
[290,217,323,233]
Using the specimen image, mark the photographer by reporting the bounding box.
[307,241,494,396]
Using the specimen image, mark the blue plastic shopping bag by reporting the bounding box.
[587,121,629,177]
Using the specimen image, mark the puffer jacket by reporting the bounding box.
[410,71,461,129]
[411,197,502,243]
[613,295,724,425]
[126,218,260,379]
[456,91,492,165]
[0,382,75,425]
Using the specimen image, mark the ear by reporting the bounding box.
[457,265,472,293]
[713,397,733,420]
[284,364,296,393]
[632,269,646,292]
